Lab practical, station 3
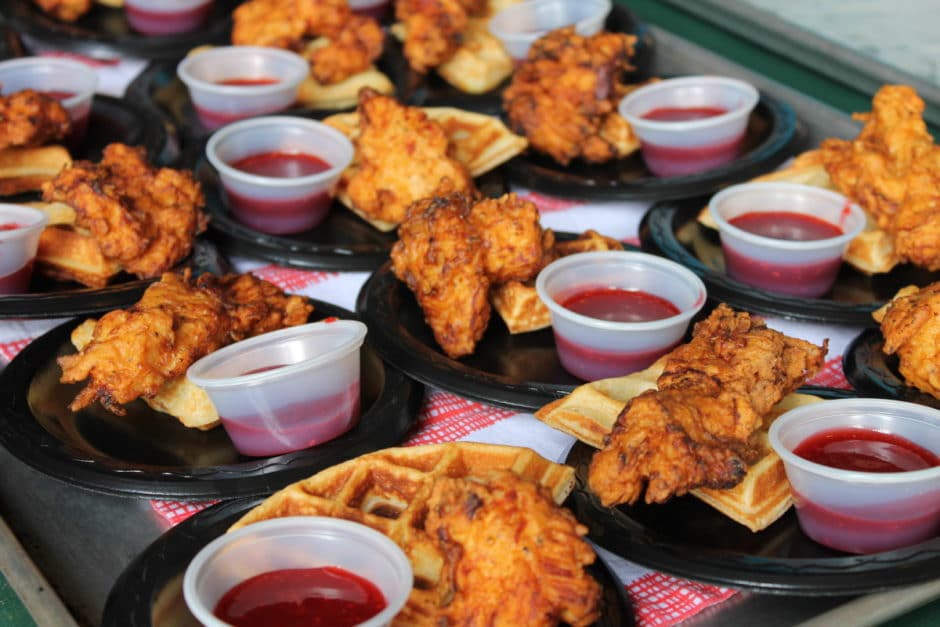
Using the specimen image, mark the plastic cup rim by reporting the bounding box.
[187,319,367,390]
[709,181,868,251]
[768,398,940,484]
[182,515,413,627]
[126,0,212,9]
[618,75,759,132]
[489,0,612,42]
[205,116,354,189]
[534,250,707,332]
[0,57,98,108]
[0,204,50,240]
[177,46,309,97]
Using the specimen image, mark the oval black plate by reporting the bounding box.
[399,4,654,116]
[102,496,634,627]
[506,89,796,202]
[70,93,168,163]
[639,198,940,326]
[843,328,940,410]
[0,302,423,498]
[357,248,649,412]
[565,387,940,596]
[6,0,238,61]
[0,237,223,319]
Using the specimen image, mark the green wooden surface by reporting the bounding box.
[0,575,37,627]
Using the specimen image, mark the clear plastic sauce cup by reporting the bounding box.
[177,46,309,131]
[535,251,706,381]
[0,204,48,295]
[187,320,367,457]
[769,398,940,554]
[618,75,759,177]
[708,182,867,298]
[205,116,354,235]
[124,0,214,36]
[488,0,612,61]
[183,516,412,627]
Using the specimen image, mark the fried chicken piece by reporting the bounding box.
[212,272,314,341]
[392,193,490,358]
[32,0,92,22]
[41,143,208,280]
[59,271,314,415]
[588,304,827,506]
[306,15,385,85]
[467,193,543,283]
[0,89,71,151]
[503,28,638,165]
[58,272,230,415]
[396,0,470,74]
[346,90,474,225]
[425,472,602,627]
[874,283,940,400]
[232,0,309,49]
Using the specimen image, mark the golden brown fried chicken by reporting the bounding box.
[306,15,385,85]
[589,304,827,506]
[232,0,309,49]
[392,193,490,358]
[503,28,638,165]
[58,272,230,415]
[59,271,314,415]
[346,90,474,225]
[395,0,470,73]
[425,471,602,627]
[468,193,543,283]
[41,143,208,281]
[32,0,92,22]
[0,89,71,151]
[874,282,940,400]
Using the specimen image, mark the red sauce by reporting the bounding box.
[41,90,75,102]
[214,566,387,627]
[221,381,360,456]
[216,77,280,87]
[794,428,940,473]
[232,152,331,178]
[240,364,288,376]
[0,260,34,295]
[641,106,728,122]
[125,0,213,35]
[559,287,679,322]
[350,0,390,20]
[730,211,843,242]
[722,244,842,298]
[0,222,24,231]
[554,333,679,381]
[641,133,745,177]
[226,187,332,234]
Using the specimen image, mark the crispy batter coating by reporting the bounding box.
[41,143,208,280]
[232,0,383,85]
[588,305,827,506]
[392,191,544,357]
[59,271,314,415]
[346,90,474,225]
[503,28,638,165]
[874,283,940,400]
[396,0,470,73]
[0,89,71,151]
[819,85,940,270]
[32,0,92,21]
[426,471,601,627]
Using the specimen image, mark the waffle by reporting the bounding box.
[36,225,122,288]
[0,145,71,195]
[436,19,514,95]
[491,230,623,334]
[229,442,577,623]
[535,361,823,531]
[70,320,221,429]
[697,150,899,275]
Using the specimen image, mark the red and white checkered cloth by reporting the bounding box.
[0,191,866,627]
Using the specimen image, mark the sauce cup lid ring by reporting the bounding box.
[489,0,613,41]
[205,116,355,189]
[534,251,707,332]
[768,398,940,484]
[187,319,367,390]
[0,57,98,108]
[176,46,309,96]
[0,204,50,240]
[618,75,760,132]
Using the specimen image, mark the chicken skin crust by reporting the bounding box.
[503,28,638,166]
[426,472,602,627]
[874,282,940,400]
[0,89,71,151]
[59,271,313,415]
[41,143,208,280]
[589,304,826,506]
[32,0,92,22]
